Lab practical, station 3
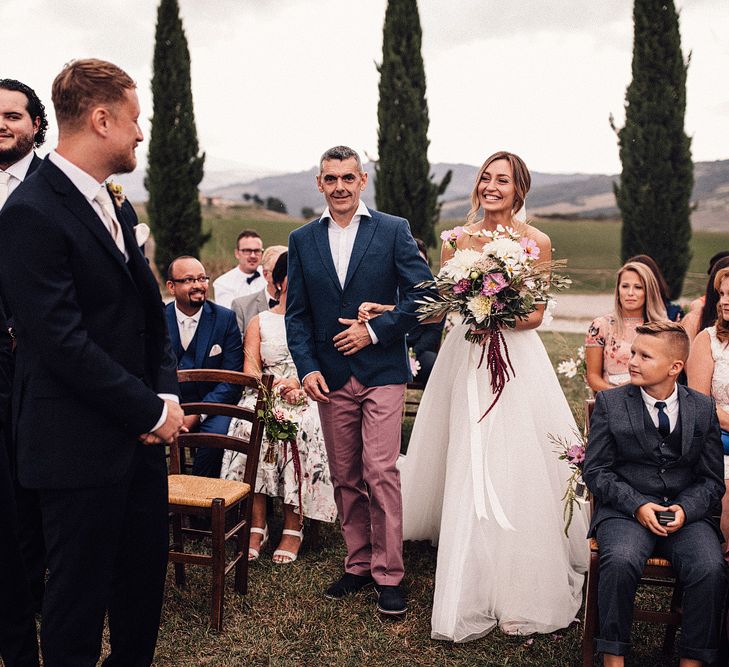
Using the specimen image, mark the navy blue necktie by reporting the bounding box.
[655,401,670,439]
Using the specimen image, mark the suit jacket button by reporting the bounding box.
[660,468,666,474]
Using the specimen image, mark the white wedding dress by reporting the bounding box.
[401,323,589,642]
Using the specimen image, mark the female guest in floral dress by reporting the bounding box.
[687,266,729,543]
[220,253,337,563]
[585,261,667,392]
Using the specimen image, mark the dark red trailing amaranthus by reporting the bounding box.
[477,322,515,422]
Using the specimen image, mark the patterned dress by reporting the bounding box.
[708,326,729,478]
[585,314,643,386]
[220,311,337,522]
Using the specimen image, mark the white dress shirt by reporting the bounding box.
[0,150,35,204]
[640,384,679,433]
[175,304,203,349]
[212,266,264,309]
[320,202,378,345]
[48,150,176,433]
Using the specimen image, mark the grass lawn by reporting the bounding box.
[152,205,729,299]
[151,331,678,667]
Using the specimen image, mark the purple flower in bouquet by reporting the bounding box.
[565,444,585,465]
[453,278,471,294]
[481,272,508,296]
[520,236,540,260]
[492,300,505,312]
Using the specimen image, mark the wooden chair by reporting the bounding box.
[168,369,273,631]
[403,381,426,419]
[581,398,683,666]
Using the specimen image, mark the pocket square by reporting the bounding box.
[209,344,222,357]
[134,222,150,247]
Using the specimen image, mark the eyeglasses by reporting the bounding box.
[170,276,210,285]
[237,248,263,255]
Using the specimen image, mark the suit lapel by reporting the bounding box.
[312,220,342,293]
[625,386,654,458]
[194,302,215,369]
[343,212,378,292]
[42,159,132,278]
[28,153,42,175]
[677,384,695,457]
[166,304,182,358]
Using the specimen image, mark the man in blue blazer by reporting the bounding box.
[583,322,726,666]
[286,146,433,616]
[166,256,243,478]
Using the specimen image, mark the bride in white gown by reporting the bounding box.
[375,152,589,642]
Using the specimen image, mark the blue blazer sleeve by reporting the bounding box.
[368,219,434,348]
[201,309,243,405]
[285,231,321,379]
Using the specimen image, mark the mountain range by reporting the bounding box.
[115,158,729,230]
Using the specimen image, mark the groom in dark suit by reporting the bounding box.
[286,146,432,615]
[0,59,184,667]
[166,255,243,477]
[583,321,727,667]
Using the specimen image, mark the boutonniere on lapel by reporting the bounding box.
[107,180,126,207]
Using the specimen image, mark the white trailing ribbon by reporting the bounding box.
[467,343,515,531]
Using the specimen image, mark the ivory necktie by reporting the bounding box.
[0,172,11,210]
[93,187,125,255]
[180,318,195,350]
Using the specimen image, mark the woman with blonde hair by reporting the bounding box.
[585,261,668,393]
[686,266,729,541]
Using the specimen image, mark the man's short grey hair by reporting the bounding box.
[319,145,363,173]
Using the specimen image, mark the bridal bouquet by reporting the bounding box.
[549,428,590,537]
[416,224,570,418]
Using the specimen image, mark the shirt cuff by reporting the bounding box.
[365,322,379,345]
[150,394,180,433]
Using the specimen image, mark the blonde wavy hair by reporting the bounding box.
[466,151,531,225]
[613,261,668,338]
[713,267,729,344]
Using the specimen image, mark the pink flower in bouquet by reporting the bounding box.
[492,300,505,312]
[565,444,585,465]
[273,407,286,422]
[440,226,465,248]
[481,272,508,296]
[452,278,471,294]
[520,237,540,260]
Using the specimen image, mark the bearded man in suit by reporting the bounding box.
[0,59,184,667]
[165,255,243,478]
[583,321,727,667]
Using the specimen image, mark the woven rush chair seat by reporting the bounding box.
[168,475,251,508]
[588,537,673,570]
[168,369,272,631]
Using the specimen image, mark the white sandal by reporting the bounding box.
[272,528,304,564]
[248,525,269,561]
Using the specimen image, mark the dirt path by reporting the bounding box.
[541,294,613,333]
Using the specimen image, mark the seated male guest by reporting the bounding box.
[583,321,727,667]
[231,244,286,335]
[166,256,243,478]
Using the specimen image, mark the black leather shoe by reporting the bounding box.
[375,584,407,616]
[324,573,374,599]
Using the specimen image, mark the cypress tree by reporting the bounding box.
[375,0,450,247]
[613,0,692,299]
[146,0,207,277]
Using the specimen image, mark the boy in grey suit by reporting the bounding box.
[583,321,726,667]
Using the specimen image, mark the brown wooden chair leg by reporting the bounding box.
[171,512,186,587]
[582,551,600,667]
[211,499,225,631]
[307,518,321,551]
[234,500,250,595]
[663,582,682,655]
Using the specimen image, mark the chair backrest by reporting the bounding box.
[585,398,595,436]
[171,369,274,490]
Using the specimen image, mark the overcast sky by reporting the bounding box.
[2,0,727,175]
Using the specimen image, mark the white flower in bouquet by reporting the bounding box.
[467,294,493,323]
[481,237,523,263]
[542,298,557,326]
[439,248,482,281]
[557,359,578,379]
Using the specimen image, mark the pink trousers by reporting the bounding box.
[318,376,405,585]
